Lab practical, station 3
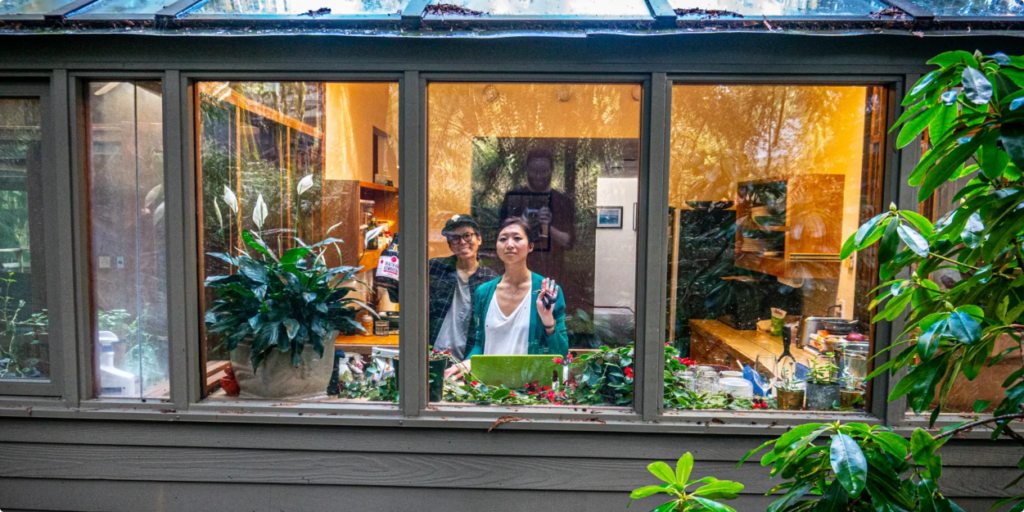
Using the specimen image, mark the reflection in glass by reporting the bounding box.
[188,0,402,15]
[87,81,168,398]
[0,0,73,14]
[425,0,651,16]
[669,0,886,16]
[428,83,641,408]
[197,82,400,403]
[907,0,1023,16]
[71,0,165,15]
[666,85,888,413]
[0,98,48,380]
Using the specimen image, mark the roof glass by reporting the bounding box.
[423,0,651,17]
[668,0,887,17]
[187,0,402,16]
[69,0,164,15]
[907,0,1023,16]
[0,0,73,15]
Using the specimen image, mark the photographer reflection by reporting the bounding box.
[499,146,575,284]
[445,218,569,379]
[429,214,498,360]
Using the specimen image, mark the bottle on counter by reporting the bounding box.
[359,311,374,336]
[367,216,379,250]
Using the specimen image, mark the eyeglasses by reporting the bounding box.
[446,233,477,245]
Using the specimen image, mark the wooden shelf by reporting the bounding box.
[359,181,398,193]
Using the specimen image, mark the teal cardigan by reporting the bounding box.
[466,272,569,358]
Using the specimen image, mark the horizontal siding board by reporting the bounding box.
[0,419,1017,467]
[0,479,1011,512]
[0,443,1019,498]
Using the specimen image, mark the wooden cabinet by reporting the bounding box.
[734,174,845,279]
[319,180,398,271]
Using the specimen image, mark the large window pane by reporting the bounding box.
[198,82,400,404]
[0,0,72,15]
[905,0,1023,16]
[428,82,641,408]
[0,98,49,381]
[87,81,169,399]
[666,84,887,413]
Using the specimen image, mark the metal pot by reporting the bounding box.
[230,340,335,400]
[805,383,840,410]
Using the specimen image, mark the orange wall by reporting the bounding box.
[324,82,399,184]
[426,82,642,249]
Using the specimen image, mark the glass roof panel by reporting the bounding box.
[668,0,887,16]
[70,0,165,15]
[423,0,651,17]
[0,0,74,15]
[188,0,402,15]
[907,0,1023,16]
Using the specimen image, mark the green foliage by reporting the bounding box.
[808,353,839,385]
[0,272,46,379]
[573,344,635,406]
[844,50,1024,426]
[741,422,964,512]
[204,229,371,372]
[629,453,744,512]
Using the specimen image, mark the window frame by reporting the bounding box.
[0,79,72,398]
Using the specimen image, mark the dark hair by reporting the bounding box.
[525,147,553,169]
[498,217,535,244]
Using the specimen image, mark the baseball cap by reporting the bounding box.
[441,214,480,236]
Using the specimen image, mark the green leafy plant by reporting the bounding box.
[808,353,838,386]
[573,344,635,406]
[629,452,744,512]
[740,422,964,511]
[0,272,46,378]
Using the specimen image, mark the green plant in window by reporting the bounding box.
[0,272,46,379]
[629,452,743,512]
[807,353,838,386]
[572,344,634,406]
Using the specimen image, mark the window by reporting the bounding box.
[665,84,888,413]
[423,0,651,17]
[86,81,169,399]
[197,81,400,404]
[0,95,50,385]
[187,0,403,16]
[427,82,641,408]
[668,0,887,17]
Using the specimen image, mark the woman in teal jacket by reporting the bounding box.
[446,218,568,377]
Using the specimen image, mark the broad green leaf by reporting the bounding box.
[629,485,671,499]
[737,438,776,467]
[919,129,988,202]
[962,67,994,105]
[961,212,985,249]
[690,496,737,512]
[855,213,888,246]
[676,453,693,485]
[647,461,676,484]
[900,210,935,237]
[891,101,927,132]
[898,106,941,148]
[973,399,992,413]
[773,423,826,455]
[897,224,929,257]
[873,431,910,459]
[911,429,944,480]
[692,480,744,500]
[948,309,982,345]
[917,315,947,359]
[1003,124,1024,171]
[814,480,851,511]
[767,482,813,512]
[878,219,900,264]
[979,129,1009,179]
[928,50,977,69]
[830,433,867,496]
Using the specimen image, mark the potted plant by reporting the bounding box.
[775,366,805,411]
[394,349,449,402]
[204,197,370,399]
[804,353,840,410]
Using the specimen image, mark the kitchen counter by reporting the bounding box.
[688,319,823,377]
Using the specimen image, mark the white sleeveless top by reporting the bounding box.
[483,289,531,356]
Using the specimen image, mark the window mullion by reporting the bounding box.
[638,73,671,422]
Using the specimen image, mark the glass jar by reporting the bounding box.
[694,366,719,394]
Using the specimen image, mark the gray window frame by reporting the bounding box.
[0,79,71,398]
[0,58,983,435]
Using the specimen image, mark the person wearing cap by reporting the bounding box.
[428,214,499,360]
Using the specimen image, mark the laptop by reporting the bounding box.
[469,355,559,389]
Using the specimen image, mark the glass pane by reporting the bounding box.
[0,0,73,15]
[666,84,888,413]
[0,98,49,380]
[188,0,402,16]
[428,83,641,408]
[72,0,165,15]
[198,82,400,404]
[87,81,169,399]
[907,0,1023,16]
[669,0,887,16]
[425,0,651,16]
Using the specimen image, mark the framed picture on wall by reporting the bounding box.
[597,206,623,229]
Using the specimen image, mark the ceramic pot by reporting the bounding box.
[805,383,840,410]
[230,340,335,400]
[840,389,864,409]
[777,388,805,410]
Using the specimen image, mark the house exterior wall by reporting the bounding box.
[0,32,1020,512]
